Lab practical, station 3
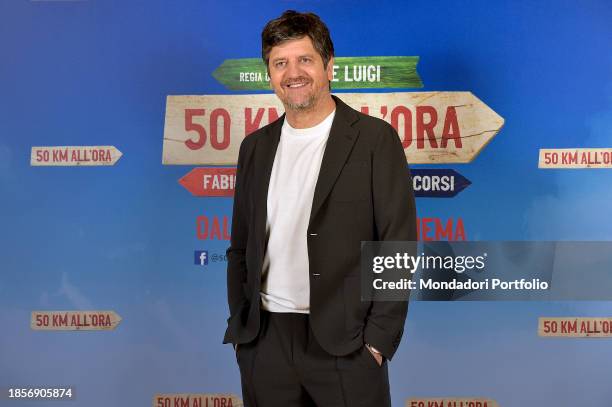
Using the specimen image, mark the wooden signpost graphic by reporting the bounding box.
[213,56,422,90]
[539,317,612,337]
[153,393,243,407]
[162,92,503,165]
[30,311,122,331]
[406,398,499,407]
[30,146,122,166]
[539,148,612,169]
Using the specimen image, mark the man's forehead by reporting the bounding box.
[269,36,317,57]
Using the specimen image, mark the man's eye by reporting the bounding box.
[301,58,312,63]
[275,61,286,68]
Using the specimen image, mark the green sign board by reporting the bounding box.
[212,56,422,90]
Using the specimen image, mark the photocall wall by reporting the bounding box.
[1,0,612,406]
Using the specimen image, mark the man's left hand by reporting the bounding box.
[366,344,384,366]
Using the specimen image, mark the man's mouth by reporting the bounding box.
[284,80,310,89]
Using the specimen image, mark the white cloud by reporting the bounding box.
[525,89,612,240]
[56,271,94,309]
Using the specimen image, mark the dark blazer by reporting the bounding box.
[223,95,417,360]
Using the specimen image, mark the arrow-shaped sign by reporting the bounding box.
[179,167,236,197]
[411,169,471,198]
[538,148,612,169]
[162,92,504,165]
[180,167,471,198]
[406,399,499,407]
[213,56,422,90]
[153,394,243,407]
[30,310,122,331]
[30,146,122,166]
[538,317,612,337]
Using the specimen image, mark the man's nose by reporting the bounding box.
[285,60,303,78]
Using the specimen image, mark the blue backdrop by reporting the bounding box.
[1,0,612,406]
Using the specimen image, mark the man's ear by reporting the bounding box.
[326,56,335,82]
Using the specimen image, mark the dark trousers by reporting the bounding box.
[235,309,392,407]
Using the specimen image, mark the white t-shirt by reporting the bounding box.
[260,110,336,313]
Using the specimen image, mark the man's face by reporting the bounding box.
[268,36,334,112]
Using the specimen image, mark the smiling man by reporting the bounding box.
[223,10,417,407]
[267,35,335,123]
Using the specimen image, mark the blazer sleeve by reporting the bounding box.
[225,139,250,325]
[363,122,417,361]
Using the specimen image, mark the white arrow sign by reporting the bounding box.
[31,146,122,166]
[162,92,503,165]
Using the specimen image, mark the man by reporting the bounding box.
[223,10,417,407]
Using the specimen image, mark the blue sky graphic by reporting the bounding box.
[1,1,612,406]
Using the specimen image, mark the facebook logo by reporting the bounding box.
[194,250,208,266]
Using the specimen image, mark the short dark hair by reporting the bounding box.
[261,10,334,69]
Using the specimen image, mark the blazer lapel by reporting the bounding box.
[308,96,360,227]
[251,96,360,254]
[253,114,284,262]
